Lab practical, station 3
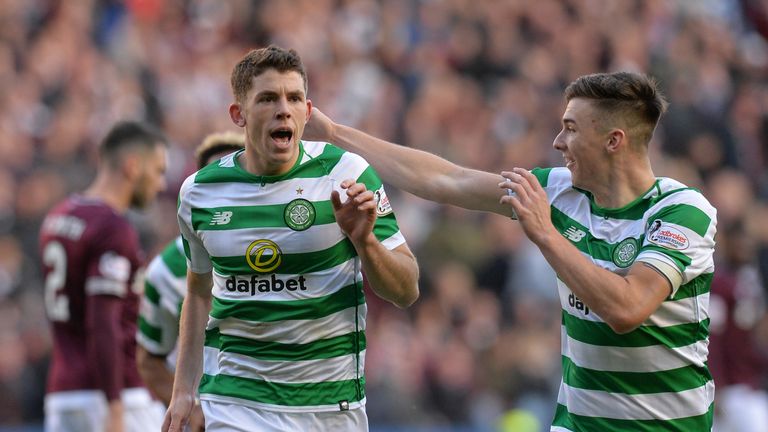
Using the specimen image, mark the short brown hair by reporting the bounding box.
[564,72,669,145]
[195,132,245,169]
[230,45,308,103]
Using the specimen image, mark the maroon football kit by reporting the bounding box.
[40,195,145,400]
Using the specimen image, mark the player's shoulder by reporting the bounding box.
[147,236,187,282]
[301,140,368,167]
[44,195,131,234]
[157,236,185,261]
[530,166,574,191]
[653,177,716,214]
[183,149,244,189]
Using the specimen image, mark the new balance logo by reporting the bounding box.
[210,211,233,225]
[563,226,586,242]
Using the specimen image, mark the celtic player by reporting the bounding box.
[163,46,419,432]
[136,132,245,432]
[303,72,717,431]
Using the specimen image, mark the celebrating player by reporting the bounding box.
[304,72,718,431]
[163,45,419,432]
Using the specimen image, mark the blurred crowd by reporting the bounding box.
[1,0,768,430]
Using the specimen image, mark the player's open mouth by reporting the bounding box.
[270,128,293,146]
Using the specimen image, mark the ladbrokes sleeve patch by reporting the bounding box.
[646,219,690,250]
[374,186,393,216]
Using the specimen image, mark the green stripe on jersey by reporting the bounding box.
[355,165,382,190]
[674,273,712,300]
[646,203,712,236]
[531,167,553,187]
[144,281,160,305]
[199,373,365,407]
[551,205,695,272]
[562,356,711,395]
[181,236,192,261]
[192,201,336,231]
[563,311,709,348]
[372,214,399,242]
[160,240,187,277]
[138,316,162,344]
[552,402,714,432]
[210,280,364,322]
[211,238,357,276]
[206,329,366,361]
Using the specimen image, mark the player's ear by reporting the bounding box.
[229,103,246,127]
[305,99,312,121]
[122,153,141,180]
[606,129,625,153]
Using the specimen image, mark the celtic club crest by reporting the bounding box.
[612,237,639,268]
[284,199,316,231]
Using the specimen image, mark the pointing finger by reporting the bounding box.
[330,190,342,210]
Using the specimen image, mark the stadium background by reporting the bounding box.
[1,0,767,431]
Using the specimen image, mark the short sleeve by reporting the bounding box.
[85,218,140,297]
[178,176,213,274]
[636,191,717,298]
[355,164,405,251]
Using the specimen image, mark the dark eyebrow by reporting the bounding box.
[255,89,305,99]
[563,118,576,126]
[255,90,278,98]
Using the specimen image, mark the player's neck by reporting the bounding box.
[83,174,132,213]
[591,161,656,209]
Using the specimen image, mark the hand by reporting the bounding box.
[188,402,205,432]
[498,168,558,246]
[331,179,377,245]
[302,107,336,142]
[162,393,195,432]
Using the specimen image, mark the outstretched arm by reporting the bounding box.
[305,108,513,217]
[332,180,419,308]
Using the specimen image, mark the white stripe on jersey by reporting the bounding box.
[214,350,366,385]
[200,224,346,258]
[561,327,708,373]
[212,305,367,345]
[556,380,714,420]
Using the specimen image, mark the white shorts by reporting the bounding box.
[44,387,165,432]
[714,384,768,432]
[202,399,369,432]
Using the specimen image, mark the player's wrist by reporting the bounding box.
[350,232,379,250]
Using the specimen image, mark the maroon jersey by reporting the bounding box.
[708,266,768,389]
[39,195,145,400]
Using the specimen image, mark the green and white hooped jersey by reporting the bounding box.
[177,142,405,413]
[534,168,717,431]
[137,236,187,369]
